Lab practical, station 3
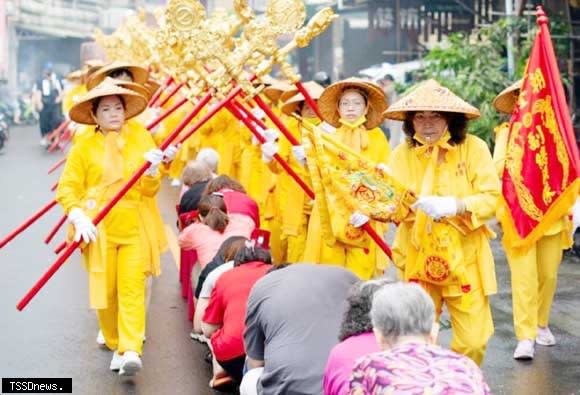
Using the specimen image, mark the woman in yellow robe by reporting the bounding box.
[302,78,390,279]
[260,82,325,262]
[56,80,173,376]
[492,81,575,360]
[383,79,500,366]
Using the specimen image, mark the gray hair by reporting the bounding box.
[371,282,435,342]
[181,160,212,187]
[338,278,393,341]
[196,148,220,173]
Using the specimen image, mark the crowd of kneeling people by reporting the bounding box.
[175,150,491,394]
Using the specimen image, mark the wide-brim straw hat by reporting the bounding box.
[318,77,388,129]
[69,78,147,125]
[66,69,84,81]
[263,80,294,102]
[112,79,151,100]
[493,79,522,114]
[279,81,325,104]
[86,61,149,90]
[383,79,480,121]
[144,79,161,100]
[281,83,325,116]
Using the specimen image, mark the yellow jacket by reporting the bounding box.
[389,134,500,296]
[56,123,162,308]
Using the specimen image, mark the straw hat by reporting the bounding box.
[66,69,84,82]
[493,79,522,114]
[281,83,325,116]
[86,61,149,90]
[111,79,151,100]
[318,77,388,129]
[383,79,480,121]
[263,80,294,102]
[69,79,147,125]
[279,81,325,104]
[144,79,161,100]
[259,75,278,86]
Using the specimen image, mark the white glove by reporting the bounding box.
[291,145,307,166]
[572,197,580,238]
[412,196,458,220]
[162,144,180,163]
[349,211,370,228]
[68,208,98,244]
[144,148,164,176]
[263,128,279,143]
[320,121,336,134]
[376,163,391,175]
[251,107,267,120]
[261,141,278,163]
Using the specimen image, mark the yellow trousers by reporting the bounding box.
[97,240,146,355]
[423,262,494,366]
[505,234,562,341]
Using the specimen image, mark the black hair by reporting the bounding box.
[109,68,134,81]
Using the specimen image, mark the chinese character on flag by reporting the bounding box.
[500,6,580,249]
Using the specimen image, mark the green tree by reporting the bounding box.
[418,17,569,146]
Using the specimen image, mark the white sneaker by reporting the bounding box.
[40,137,48,147]
[109,351,123,371]
[119,351,142,376]
[96,330,106,346]
[536,327,556,346]
[170,178,181,187]
[513,339,535,360]
[190,331,208,344]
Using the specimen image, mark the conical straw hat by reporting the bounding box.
[144,79,161,101]
[86,61,149,90]
[383,79,480,121]
[112,79,151,100]
[493,79,522,114]
[69,78,147,125]
[66,69,84,82]
[318,77,388,129]
[281,83,325,116]
[279,81,324,103]
[263,80,294,102]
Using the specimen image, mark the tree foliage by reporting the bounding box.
[417,17,569,146]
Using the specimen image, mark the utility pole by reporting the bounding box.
[506,0,515,78]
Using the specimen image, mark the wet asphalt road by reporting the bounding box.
[0,125,579,395]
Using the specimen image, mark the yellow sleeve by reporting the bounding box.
[461,136,501,229]
[55,143,86,215]
[131,122,162,198]
[492,122,509,178]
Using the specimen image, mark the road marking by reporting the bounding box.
[164,223,180,269]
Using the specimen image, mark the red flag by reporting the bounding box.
[500,6,580,249]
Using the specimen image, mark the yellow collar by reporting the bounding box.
[339,115,366,129]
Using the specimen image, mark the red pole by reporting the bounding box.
[146,97,188,131]
[295,81,323,120]
[45,215,67,245]
[45,120,71,147]
[50,182,58,192]
[148,76,173,107]
[53,240,67,255]
[47,157,67,174]
[251,95,300,146]
[229,102,315,199]
[0,199,58,249]
[157,82,184,108]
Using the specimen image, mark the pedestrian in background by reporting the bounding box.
[32,62,64,146]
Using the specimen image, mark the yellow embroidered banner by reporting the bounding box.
[301,120,416,246]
